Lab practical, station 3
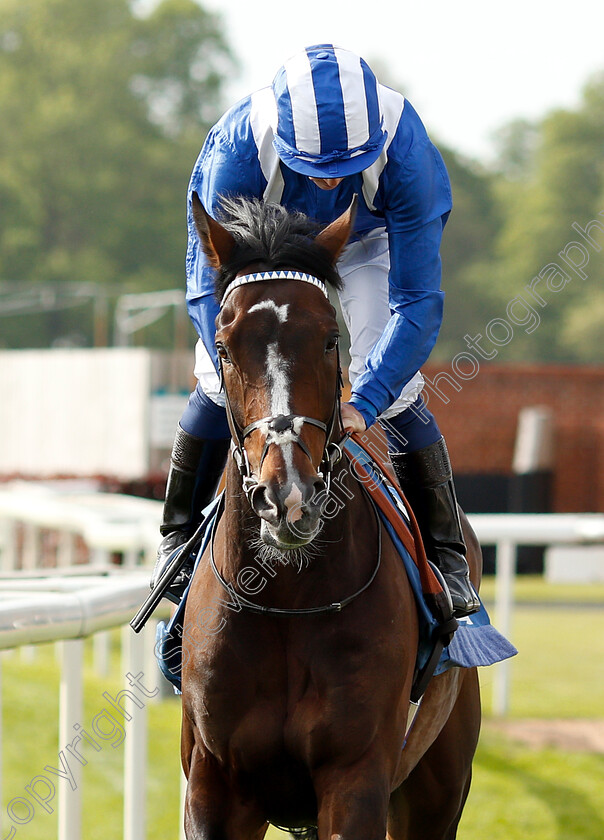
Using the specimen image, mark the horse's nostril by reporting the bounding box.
[249,482,278,519]
[312,477,327,501]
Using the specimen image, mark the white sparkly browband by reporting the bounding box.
[221,271,329,305]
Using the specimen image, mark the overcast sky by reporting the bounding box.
[201,0,604,162]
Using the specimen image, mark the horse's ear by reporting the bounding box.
[315,195,358,263]
[191,192,236,269]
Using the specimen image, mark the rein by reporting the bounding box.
[209,482,382,616]
[219,270,346,504]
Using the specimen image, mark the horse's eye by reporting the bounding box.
[216,343,231,364]
[325,335,339,353]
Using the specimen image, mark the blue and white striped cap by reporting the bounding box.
[272,45,387,178]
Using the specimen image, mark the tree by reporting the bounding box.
[0,0,234,347]
[358,55,506,365]
[480,72,604,363]
[492,118,539,182]
[435,146,502,360]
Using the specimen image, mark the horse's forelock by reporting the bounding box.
[212,197,343,300]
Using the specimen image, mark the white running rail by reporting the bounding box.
[0,482,173,840]
[470,512,604,715]
[0,572,167,840]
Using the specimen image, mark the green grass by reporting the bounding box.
[460,731,604,840]
[479,574,604,605]
[1,638,183,840]
[1,580,603,839]
[480,605,604,718]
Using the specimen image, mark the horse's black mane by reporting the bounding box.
[213,196,343,300]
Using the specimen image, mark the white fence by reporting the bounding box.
[0,480,162,571]
[0,482,172,840]
[0,482,603,839]
[469,511,604,714]
[0,573,159,840]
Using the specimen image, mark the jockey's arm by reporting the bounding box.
[347,136,452,428]
[184,115,265,355]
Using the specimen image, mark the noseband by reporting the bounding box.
[219,271,345,503]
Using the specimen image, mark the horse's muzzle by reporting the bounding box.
[249,477,326,548]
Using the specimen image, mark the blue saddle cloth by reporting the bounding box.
[156,445,516,693]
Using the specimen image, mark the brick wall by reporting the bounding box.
[420,363,604,512]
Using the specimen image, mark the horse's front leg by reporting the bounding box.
[314,762,390,840]
[182,717,267,840]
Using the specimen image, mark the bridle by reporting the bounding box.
[219,271,347,504]
[209,269,383,620]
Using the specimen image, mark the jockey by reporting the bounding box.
[153,44,480,618]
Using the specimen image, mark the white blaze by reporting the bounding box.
[266,342,290,415]
[249,300,289,322]
[265,342,304,499]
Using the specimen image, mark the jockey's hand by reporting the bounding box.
[341,402,367,435]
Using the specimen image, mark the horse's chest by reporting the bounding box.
[191,621,393,769]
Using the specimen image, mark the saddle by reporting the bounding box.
[344,435,516,696]
[344,436,457,700]
[345,436,455,618]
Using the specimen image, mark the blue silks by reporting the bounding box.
[185,89,452,424]
[380,395,442,454]
[179,383,230,440]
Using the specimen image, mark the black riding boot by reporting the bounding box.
[390,437,480,618]
[152,425,229,604]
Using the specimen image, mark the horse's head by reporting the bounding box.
[191,192,356,552]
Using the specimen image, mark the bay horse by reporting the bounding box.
[180,193,482,840]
